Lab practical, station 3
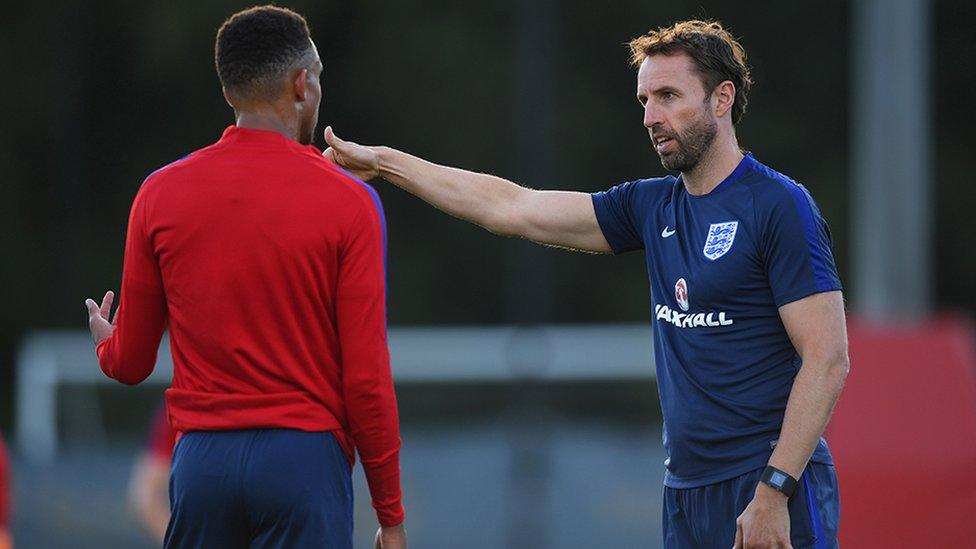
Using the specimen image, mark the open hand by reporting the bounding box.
[323,126,380,181]
[85,290,116,344]
[373,523,407,549]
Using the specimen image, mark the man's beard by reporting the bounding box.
[656,109,718,173]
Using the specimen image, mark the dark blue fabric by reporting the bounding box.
[591,154,842,488]
[164,429,353,549]
[662,462,840,548]
[802,473,829,549]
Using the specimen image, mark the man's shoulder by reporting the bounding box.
[628,175,678,210]
[600,174,677,203]
[631,174,678,191]
[734,159,834,243]
[139,153,200,194]
[139,143,376,204]
[741,157,794,187]
[295,148,384,216]
[738,159,816,213]
[138,135,234,188]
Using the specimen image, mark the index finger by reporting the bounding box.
[733,521,743,549]
[100,290,115,319]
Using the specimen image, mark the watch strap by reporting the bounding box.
[760,465,798,498]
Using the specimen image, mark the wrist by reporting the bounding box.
[755,481,790,504]
[373,146,391,178]
[758,463,798,500]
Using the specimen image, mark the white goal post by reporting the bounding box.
[15,324,655,463]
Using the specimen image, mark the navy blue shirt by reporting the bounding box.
[592,154,842,488]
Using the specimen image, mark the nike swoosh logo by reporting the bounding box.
[661,226,676,238]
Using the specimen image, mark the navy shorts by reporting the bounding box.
[663,462,840,548]
[164,429,353,549]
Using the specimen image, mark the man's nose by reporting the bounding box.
[643,102,663,129]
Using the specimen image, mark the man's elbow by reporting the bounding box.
[482,187,535,238]
[827,350,850,393]
[102,360,154,385]
[482,206,524,238]
[116,371,152,385]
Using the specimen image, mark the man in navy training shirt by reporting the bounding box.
[323,19,848,549]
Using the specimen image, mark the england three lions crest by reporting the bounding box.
[703,221,738,260]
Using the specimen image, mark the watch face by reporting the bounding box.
[769,471,788,487]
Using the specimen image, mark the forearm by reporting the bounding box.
[375,146,527,236]
[96,288,166,385]
[95,190,167,384]
[359,443,403,527]
[337,304,402,525]
[344,356,403,527]
[348,407,403,526]
[768,355,849,479]
[326,130,607,251]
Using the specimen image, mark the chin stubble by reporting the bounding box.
[657,110,718,173]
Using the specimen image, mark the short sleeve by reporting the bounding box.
[762,183,843,307]
[591,180,647,254]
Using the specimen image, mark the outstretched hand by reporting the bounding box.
[323,126,381,181]
[85,290,116,345]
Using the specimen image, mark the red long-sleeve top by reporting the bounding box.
[96,126,403,526]
[0,432,9,528]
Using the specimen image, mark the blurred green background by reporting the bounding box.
[1,2,974,545]
[5,0,974,427]
[0,0,976,546]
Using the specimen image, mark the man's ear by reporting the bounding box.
[713,80,736,119]
[222,86,235,109]
[293,68,308,102]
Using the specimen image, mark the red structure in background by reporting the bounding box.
[827,315,976,547]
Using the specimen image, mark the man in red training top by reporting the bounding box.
[84,6,406,548]
[0,432,11,549]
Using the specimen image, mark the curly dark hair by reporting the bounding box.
[215,5,314,99]
[628,20,753,124]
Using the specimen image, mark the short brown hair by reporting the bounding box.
[628,20,752,124]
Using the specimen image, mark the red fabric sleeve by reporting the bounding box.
[0,433,10,528]
[337,193,403,527]
[96,186,167,384]
[146,406,177,461]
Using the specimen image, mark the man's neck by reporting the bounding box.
[235,108,299,143]
[680,136,745,196]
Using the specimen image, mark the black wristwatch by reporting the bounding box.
[760,465,798,498]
